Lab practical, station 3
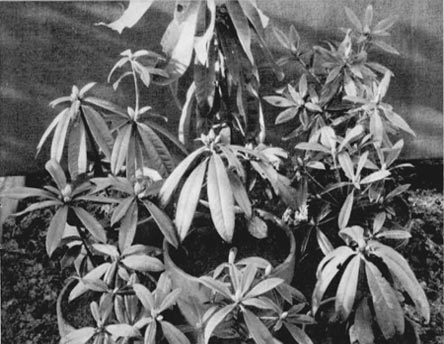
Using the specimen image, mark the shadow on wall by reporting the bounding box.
[0,1,442,176]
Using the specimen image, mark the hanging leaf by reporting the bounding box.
[337,152,355,181]
[335,255,361,320]
[226,0,254,64]
[121,255,164,272]
[111,124,132,174]
[365,260,405,339]
[360,170,390,184]
[60,327,95,344]
[243,308,275,344]
[51,109,71,162]
[175,159,208,241]
[285,322,314,344]
[161,321,191,344]
[82,105,114,159]
[118,201,138,252]
[349,298,375,344]
[227,170,252,218]
[207,154,235,242]
[36,109,65,157]
[204,304,236,344]
[316,228,334,255]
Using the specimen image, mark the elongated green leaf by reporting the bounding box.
[161,320,191,344]
[384,110,415,136]
[1,187,55,200]
[106,324,140,339]
[144,321,157,344]
[241,297,277,311]
[111,124,132,174]
[138,123,175,176]
[67,120,87,179]
[369,241,430,323]
[349,298,375,344]
[316,228,334,255]
[204,304,236,344]
[36,109,65,157]
[263,96,295,108]
[207,154,235,242]
[339,226,365,248]
[246,278,283,299]
[199,276,232,299]
[248,215,267,239]
[338,191,354,230]
[133,283,154,312]
[178,82,195,146]
[13,200,62,217]
[227,0,254,64]
[69,263,111,301]
[159,146,206,206]
[344,7,362,31]
[61,327,95,344]
[373,15,398,34]
[157,288,181,313]
[118,201,138,252]
[335,255,361,320]
[121,255,164,272]
[81,278,109,292]
[313,247,355,314]
[284,323,313,344]
[243,308,274,344]
[375,230,411,240]
[360,170,390,184]
[338,152,355,181]
[295,142,330,154]
[96,0,155,33]
[82,105,114,159]
[46,159,67,191]
[111,197,135,225]
[51,108,71,162]
[146,120,188,156]
[142,200,179,248]
[366,260,404,338]
[372,40,399,55]
[227,170,252,218]
[275,107,299,125]
[72,207,106,243]
[175,158,208,241]
[46,206,68,256]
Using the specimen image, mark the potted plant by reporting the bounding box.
[0,2,431,344]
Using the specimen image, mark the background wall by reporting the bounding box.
[0,1,442,176]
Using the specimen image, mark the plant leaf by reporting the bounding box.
[284,323,313,344]
[60,327,95,344]
[82,105,114,159]
[360,170,390,184]
[45,159,67,191]
[158,288,181,313]
[243,308,275,344]
[344,7,362,32]
[72,207,106,243]
[69,263,111,301]
[375,230,411,240]
[275,107,299,125]
[316,228,334,255]
[106,324,140,339]
[227,170,252,218]
[335,255,361,320]
[199,276,232,299]
[46,206,68,256]
[51,109,71,162]
[160,146,206,206]
[96,0,155,33]
[365,260,405,339]
[349,298,374,344]
[338,191,354,230]
[338,152,355,181]
[121,255,164,272]
[118,201,138,252]
[36,109,65,157]
[245,278,283,299]
[133,283,154,312]
[1,187,55,200]
[248,215,268,239]
[207,154,235,242]
[144,321,157,344]
[111,124,132,174]
[226,0,254,64]
[13,200,62,217]
[175,158,208,241]
[204,304,236,344]
[142,200,179,248]
[313,246,355,314]
[369,241,430,323]
[160,320,191,344]
[263,96,295,108]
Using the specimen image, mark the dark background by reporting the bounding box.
[0,0,442,176]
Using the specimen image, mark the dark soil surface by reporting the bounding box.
[169,219,290,277]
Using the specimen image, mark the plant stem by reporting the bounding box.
[76,225,98,267]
